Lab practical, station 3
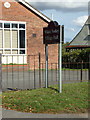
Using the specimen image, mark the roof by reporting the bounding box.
[18,0,51,23]
[66,45,90,49]
[66,16,90,49]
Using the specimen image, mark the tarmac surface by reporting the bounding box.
[1,108,88,119]
[2,70,88,91]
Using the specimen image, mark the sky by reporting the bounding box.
[26,0,89,43]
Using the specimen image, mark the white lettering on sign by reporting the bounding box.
[52,29,59,33]
[44,29,59,34]
[45,35,59,41]
[53,35,59,39]
[44,30,51,34]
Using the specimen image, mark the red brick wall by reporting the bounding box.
[0,0,59,67]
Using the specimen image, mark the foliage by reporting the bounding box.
[79,48,90,62]
[62,43,90,63]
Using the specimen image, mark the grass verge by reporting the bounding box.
[2,82,88,114]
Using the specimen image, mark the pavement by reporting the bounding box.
[0,108,88,119]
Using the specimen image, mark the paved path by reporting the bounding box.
[2,70,88,91]
[1,108,88,118]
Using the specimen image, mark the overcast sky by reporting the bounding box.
[26,0,89,43]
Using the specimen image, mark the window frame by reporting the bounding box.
[0,20,26,55]
[88,24,90,35]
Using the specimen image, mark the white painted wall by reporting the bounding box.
[2,55,27,64]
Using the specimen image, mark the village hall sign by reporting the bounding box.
[43,21,60,44]
[43,21,64,93]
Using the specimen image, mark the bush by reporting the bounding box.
[62,48,90,63]
[62,44,90,69]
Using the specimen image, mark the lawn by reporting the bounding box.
[2,82,88,114]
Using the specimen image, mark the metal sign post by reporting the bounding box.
[45,44,48,88]
[59,26,62,93]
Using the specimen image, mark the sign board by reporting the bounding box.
[43,21,60,44]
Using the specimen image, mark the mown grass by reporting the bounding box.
[2,82,88,114]
[62,68,88,71]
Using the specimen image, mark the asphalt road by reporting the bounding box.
[2,70,88,91]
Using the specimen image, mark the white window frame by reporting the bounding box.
[88,24,90,35]
[0,20,27,55]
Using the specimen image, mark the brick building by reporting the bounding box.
[0,0,59,66]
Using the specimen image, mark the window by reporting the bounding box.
[12,30,18,48]
[19,24,25,29]
[4,23,10,28]
[0,23,2,28]
[4,30,11,48]
[19,50,25,54]
[33,33,36,38]
[0,29,3,48]
[19,30,25,48]
[12,23,18,28]
[0,21,26,55]
[88,25,90,35]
